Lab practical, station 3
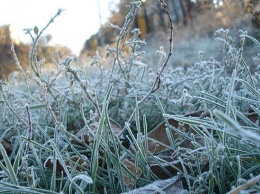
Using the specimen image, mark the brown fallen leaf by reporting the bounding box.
[44,156,87,173]
[125,110,207,181]
[245,108,260,126]
[0,138,12,159]
[122,159,142,187]
[71,118,122,145]
[129,110,206,155]
[147,118,205,154]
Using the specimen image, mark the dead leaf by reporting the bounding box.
[44,156,87,173]
[33,26,39,35]
[246,108,260,126]
[126,110,208,179]
[72,118,122,145]
[0,138,12,159]
[146,118,204,154]
[109,118,122,136]
[122,159,142,187]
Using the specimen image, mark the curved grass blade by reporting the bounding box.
[0,143,18,185]
[214,109,260,146]
[69,174,92,194]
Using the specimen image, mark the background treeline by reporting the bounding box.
[80,0,260,56]
[1,0,260,79]
[0,25,71,79]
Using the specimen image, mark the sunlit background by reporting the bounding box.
[0,0,258,74]
[0,0,119,55]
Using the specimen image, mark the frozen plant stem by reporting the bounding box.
[18,105,32,176]
[62,58,101,116]
[113,1,141,80]
[118,0,174,138]
[24,105,32,157]
[11,45,31,98]
[27,9,64,80]
[2,93,28,127]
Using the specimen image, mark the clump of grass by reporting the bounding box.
[0,0,260,193]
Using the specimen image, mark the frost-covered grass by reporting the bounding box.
[0,1,260,193]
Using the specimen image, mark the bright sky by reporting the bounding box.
[0,0,119,55]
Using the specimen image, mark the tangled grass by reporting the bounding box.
[0,1,259,193]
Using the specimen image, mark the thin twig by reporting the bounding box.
[17,105,32,176]
[11,45,31,98]
[62,59,102,116]
[29,9,64,77]
[118,0,174,138]
[2,93,28,127]
[25,105,32,155]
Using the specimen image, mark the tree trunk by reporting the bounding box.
[181,0,193,25]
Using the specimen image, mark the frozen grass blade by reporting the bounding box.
[125,122,146,162]
[50,140,71,180]
[90,85,113,192]
[0,181,59,193]
[226,69,236,116]
[50,148,57,192]
[244,34,260,48]
[21,136,52,153]
[105,116,126,192]
[196,92,226,109]
[214,109,260,146]
[0,143,18,185]
[28,104,47,110]
[164,114,213,129]
[239,79,260,99]
[50,140,88,193]
[241,58,255,89]
[156,96,177,149]
[12,141,26,175]
[69,174,92,194]
[30,143,48,189]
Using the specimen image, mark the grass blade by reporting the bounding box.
[214,109,260,146]
[0,143,18,185]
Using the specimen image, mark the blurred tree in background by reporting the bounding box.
[1,0,259,78]
[0,25,71,79]
[80,0,260,57]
